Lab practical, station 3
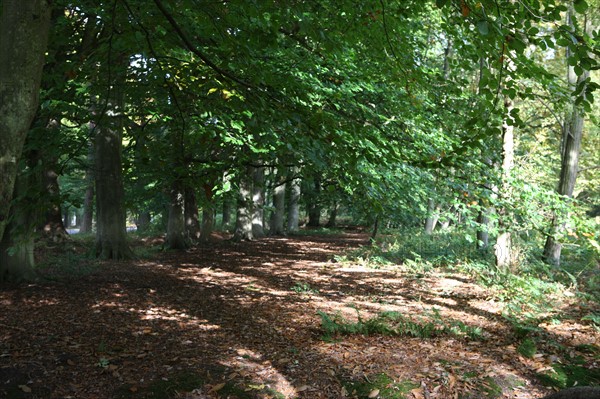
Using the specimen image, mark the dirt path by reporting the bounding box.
[0,233,596,398]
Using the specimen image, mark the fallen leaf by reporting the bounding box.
[296,385,310,392]
[411,387,424,399]
[368,388,380,398]
[19,385,32,393]
[209,383,226,392]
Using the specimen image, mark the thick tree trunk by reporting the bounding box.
[270,170,286,235]
[251,166,265,238]
[93,57,133,259]
[543,7,590,267]
[166,179,188,250]
[185,186,201,241]
[233,166,254,241]
[287,167,301,233]
[0,0,51,244]
[31,119,68,241]
[495,97,515,270]
[0,174,37,282]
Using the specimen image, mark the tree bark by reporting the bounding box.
[93,54,133,259]
[251,166,265,238]
[136,211,151,233]
[476,203,490,249]
[495,97,515,269]
[0,0,51,244]
[270,169,286,235]
[543,7,591,267]
[233,166,254,241]
[287,167,301,233]
[166,179,188,250]
[80,140,95,233]
[306,177,322,227]
[0,173,37,282]
[325,201,339,228]
[199,184,215,242]
[424,198,439,235]
[185,186,201,241]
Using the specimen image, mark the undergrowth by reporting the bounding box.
[318,308,483,341]
[335,227,599,330]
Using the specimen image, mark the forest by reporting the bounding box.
[1,0,600,398]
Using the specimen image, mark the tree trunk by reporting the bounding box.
[543,7,591,267]
[325,201,339,228]
[0,173,37,282]
[233,166,254,241]
[477,204,490,250]
[93,54,133,259]
[32,119,68,241]
[166,179,188,250]
[222,195,233,231]
[185,186,201,241]
[287,167,301,233]
[40,163,68,241]
[136,211,151,233]
[199,184,215,241]
[251,166,265,238]
[0,0,51,244]
[80,140,95,233]
[270,170,286,235]
[424,198,439,235]
[495,97,515,269]
[306,177,322,227]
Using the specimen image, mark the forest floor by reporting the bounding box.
[1,231,599,399]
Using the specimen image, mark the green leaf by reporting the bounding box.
[477,20,489,36]
[573,0,588,14]
[435,0,449,8]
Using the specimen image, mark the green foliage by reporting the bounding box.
[318,308,483,341]
[537,363,600,390]
[518,338,538,359]
[291,282,319,295]
[341,373,419,399]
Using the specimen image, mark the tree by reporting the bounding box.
[270,168,286,235]
[543,4,595,267]
[233,166,254,241]
[251,165,266,238]
[287,167,301,233]
[0,0,51,245]
[0,0,52,281]
[92,51,133,258]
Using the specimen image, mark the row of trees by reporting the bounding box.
[0,0,599,282]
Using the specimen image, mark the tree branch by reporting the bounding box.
[152,0,254,89]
